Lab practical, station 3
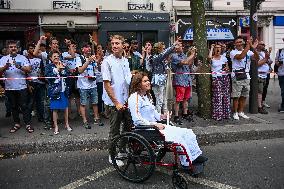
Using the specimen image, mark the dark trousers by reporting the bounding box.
[97,82,104,113]
[28,82,45,120]
[262,74,270,102]
[6,89,31,125]
[106,105,133,152]
[279,76,284,108]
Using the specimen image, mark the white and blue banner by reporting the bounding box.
[184,27,235,41]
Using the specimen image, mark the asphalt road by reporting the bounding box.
[1,138,283,189]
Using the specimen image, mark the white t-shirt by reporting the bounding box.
[0,54,30,90]
[230,49,254,79]
[276,48,284,76]
[258,51,270,79]
[101,54,132,106]
[28,57,45,84]
[62,52,80,70]
[211,56,228,78]
[76,55,97,89]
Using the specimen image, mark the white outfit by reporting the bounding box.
[62,52,80,70]
[128,92,202,166]
[230,49,254,79]
[101,54,132,106]
[0,54,30,90]
[76,55,96,89]
[28,57,45,84]
[258,51,270,79]
[211,56,228,78]
[276,48,284,76]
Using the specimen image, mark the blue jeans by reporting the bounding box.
[79,87,98,106]
[279,76,284,108]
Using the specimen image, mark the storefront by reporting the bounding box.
[39,14,98,51]
[98,12,170,48]
[0,14,39,52]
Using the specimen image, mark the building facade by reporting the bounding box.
[172,0,284,60]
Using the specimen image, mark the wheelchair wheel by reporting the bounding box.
[172,172,188,189]
[110,132,156,183]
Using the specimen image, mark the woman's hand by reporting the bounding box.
[155,123,165,130]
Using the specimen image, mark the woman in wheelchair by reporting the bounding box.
[128,72,208,171]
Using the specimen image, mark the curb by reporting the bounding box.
[1,128,284,157]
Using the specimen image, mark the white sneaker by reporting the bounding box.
[263,102,270,108]
[238,112,250,119]
[233,113,239,120]
[109,155,124,167]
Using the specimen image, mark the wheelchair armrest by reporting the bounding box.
[134,125,156,130]
[157,120,174,126]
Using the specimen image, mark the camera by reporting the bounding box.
[279,61,283,65]
[88,75,96,81]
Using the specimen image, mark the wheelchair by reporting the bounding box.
[109,122,206,189]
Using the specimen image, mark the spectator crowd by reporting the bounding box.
[0,34,283,136]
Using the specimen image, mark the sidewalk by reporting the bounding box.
[0,79,283,156]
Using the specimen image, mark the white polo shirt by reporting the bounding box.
[258,51,270,79]
[101,54,132,106]
[230,49,254,79]
[0,54,30,90]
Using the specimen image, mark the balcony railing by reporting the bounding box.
[0,0,10,9]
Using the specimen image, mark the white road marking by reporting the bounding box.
[60,166,240,189]
[59,166,115,189]
[157,167,240,189]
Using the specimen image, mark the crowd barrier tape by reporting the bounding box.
[0,71,277,81]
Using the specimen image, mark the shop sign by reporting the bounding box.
[100,13,169,22]
[184,27,234,40]
[239,16,250,28]
[128,2,153,11]
[53,1,80,10]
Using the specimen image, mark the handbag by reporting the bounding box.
[235,55,247,81]
[48,80,62,100]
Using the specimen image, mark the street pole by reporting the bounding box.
[249,0,258,114]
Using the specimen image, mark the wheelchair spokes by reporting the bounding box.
[110,132,156,183]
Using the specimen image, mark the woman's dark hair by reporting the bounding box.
[129,72,152,100]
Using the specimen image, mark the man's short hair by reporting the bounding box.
[7,40,18,47]
[82,42,92,48]
[131,39,138,44]
[27,43,35,49]
[40,43,46,48]
[49,37,58,44]
[67,39,76,48]
[110,35,125,43]
[234,36,244,42]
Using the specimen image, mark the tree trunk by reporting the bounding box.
[190,0,212,119]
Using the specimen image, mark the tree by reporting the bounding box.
[190,0,211,119]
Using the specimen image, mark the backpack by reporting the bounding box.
[274,48,283,73]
